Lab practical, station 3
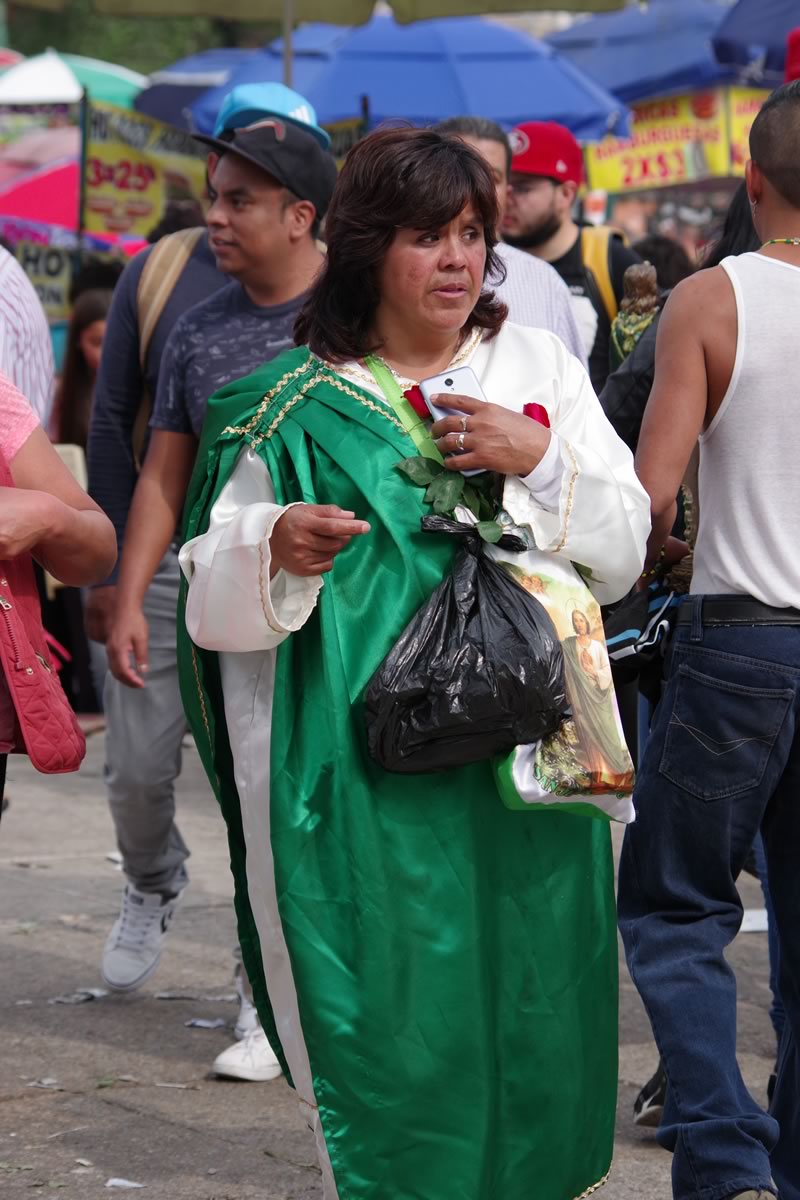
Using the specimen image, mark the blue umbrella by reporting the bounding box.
[713,0,797,85]
[135,48,257,129]
[191,13,628,141]
[548,0,735,105]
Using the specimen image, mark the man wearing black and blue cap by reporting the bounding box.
[90,84,336,1084]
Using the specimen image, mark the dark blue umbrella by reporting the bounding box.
[548,0,735,105]
[713,0,798,85]
[191,13,628,140]
[135,48,257,129]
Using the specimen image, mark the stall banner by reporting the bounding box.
[728,87,771,175]
[586,90,730,193]
[85,102,206,239]
[14,241,73,322]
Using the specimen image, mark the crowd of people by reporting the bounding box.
[1,72,799,1200]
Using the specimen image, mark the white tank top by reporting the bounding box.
[692,252,800,608]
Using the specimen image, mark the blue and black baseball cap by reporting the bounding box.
[213,82,331,150]
[195,116,337,220]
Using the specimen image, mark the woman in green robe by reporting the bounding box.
[177,128,649,1200]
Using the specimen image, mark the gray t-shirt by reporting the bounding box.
[151,281,306,438]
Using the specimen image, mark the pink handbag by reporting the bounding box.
[0,448,85,773]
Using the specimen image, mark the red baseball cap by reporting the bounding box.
[509,121,584,185]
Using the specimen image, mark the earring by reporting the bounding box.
[751,198,758,217]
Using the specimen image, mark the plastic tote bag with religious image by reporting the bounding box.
[489,534,635,824]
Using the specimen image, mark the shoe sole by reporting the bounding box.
[100,948,162,994]
[211,1064,283,1083]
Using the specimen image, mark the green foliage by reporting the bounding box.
[395,454,504,543]
[8,2,279,76]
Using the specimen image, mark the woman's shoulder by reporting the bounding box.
[476,321,578,406]
[203,346,313,446]
[489,321,572,366]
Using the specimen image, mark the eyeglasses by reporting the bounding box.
[508,178,560,196]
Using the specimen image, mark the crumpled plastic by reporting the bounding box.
[365,516,567,773]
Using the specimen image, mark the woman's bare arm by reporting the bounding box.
[5,426,117,585]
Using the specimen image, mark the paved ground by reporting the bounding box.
[0,733,777,1199]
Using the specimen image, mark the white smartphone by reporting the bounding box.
[419,365,488,476]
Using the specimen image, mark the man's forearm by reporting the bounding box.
[645,500,678,570]
[114,431,197,611]
[115,472,183,612]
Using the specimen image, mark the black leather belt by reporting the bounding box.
[676,597,800,626]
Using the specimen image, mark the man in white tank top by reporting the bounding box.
[618,82,800,1200]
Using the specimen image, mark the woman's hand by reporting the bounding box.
[271,505,371,577]
[0,486,60,559]
[430,395,552,476]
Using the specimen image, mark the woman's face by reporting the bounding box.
[376,203,486,341]
[78,319,106,375]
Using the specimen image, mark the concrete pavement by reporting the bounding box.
[0,732,777,1199]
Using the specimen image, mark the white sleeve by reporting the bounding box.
[518,430,563,513]
[503,344,650,605]
[179,447,323,653]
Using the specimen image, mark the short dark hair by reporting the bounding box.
[632,234,694,290]
[295,127,507,363]
[433,116,512,176]
[750,80,800,208]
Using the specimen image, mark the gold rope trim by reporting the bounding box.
[554,440,579,554]
[257,527,285,633]
[572,1169,610,1200]
[189,644,213,755]
[245,366,406,446]
[249,369,327,447]
[222,357,315,436]
[322,374,405,433]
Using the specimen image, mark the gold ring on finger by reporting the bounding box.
[456,432,466,452]
[459,415,468,433]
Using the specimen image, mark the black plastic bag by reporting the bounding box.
[365,517,568,774]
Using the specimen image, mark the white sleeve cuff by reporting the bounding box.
[518,431,564,514]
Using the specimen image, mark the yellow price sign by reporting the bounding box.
[85,103,206,239]
[728,87,771,176]
[586,91,730,194]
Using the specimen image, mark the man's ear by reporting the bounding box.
[745,159,762,208]
[558,180,578,213]
[287,199,317,240]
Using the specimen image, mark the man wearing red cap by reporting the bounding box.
[505,120,640,393]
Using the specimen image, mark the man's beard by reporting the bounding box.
[504,211,562,250]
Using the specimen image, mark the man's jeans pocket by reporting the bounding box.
[659,661,792,801]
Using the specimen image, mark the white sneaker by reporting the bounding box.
[101,884,181,993]
[211,1027,282,1082]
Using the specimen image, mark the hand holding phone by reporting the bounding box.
[421,367,552,479]
[419,366,488,476]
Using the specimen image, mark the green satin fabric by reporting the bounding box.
[179,347,618,1200]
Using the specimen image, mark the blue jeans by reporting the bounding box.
[752,832,786,1045]
[618,596,800,1200]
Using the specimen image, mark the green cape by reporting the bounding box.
[178,346,618,1200]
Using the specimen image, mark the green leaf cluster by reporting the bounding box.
[395,455,504,543]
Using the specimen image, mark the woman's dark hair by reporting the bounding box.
[702,182,759,269]
[55,289,113,448]
[632,234,694,290]
[295,127,508,362]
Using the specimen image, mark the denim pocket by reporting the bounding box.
[659,662,792,801]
